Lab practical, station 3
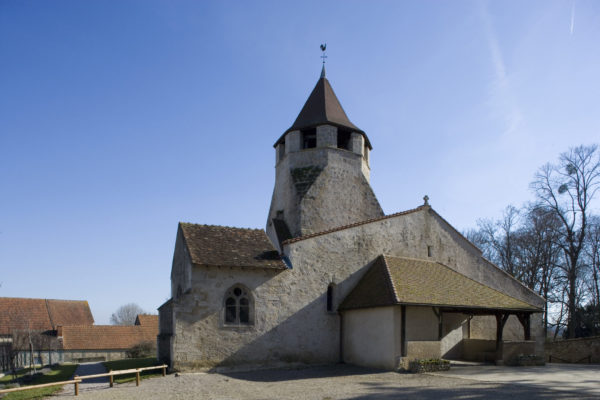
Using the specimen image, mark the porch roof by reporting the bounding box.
[339,256,541,313]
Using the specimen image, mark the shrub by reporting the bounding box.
[126,341,156,359]
[408,358,450,373]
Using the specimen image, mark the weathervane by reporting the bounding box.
[320,43,327,65]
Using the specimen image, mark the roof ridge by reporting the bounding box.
[283,205,426,245]
[179,222,265,232]
[380,255,399,303]
[0,296,88,302]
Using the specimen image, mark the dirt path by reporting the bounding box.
[49,363,598,399]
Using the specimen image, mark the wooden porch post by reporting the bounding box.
[432,307,443,340]
[495,312,510,365]
[516,313,531,340]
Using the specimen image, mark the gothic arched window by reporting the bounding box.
[224,285,253,325]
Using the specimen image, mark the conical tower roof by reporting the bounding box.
[274,69,372,149]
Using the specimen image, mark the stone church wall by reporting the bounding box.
[282,207,545,358]
[169,206,544,371]
[171,263,344,371]
[171,227,193,298]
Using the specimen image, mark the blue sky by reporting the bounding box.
[1,0,599,324]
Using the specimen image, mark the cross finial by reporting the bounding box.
[423,195,429,206]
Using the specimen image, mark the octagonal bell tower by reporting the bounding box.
[266,66,383,250]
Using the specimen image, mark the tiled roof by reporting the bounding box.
[179,223,286,269]
[60,322,158,350]
[46,299,94,328]
[283,206,426,245]
[0,297,93,335]
[135,314,158,326]
[340,256,541,312]
[274,73,372,149]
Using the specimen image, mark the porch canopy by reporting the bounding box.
[339,255,543,360]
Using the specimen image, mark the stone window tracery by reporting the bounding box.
[224,285,253,325]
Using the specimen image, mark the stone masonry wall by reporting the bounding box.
[171,227,193,298]
[266,145,381,246]
[282,207,545,358]
[546,336,600,363]
[171,206,544,371]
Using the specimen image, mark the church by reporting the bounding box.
[157,65,544,371]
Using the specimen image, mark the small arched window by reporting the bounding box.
[327,284,334,312]
[224,285,253,325]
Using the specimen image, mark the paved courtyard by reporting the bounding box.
[55,363,600,399]
[431,363,600,397]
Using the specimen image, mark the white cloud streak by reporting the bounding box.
[570,1,575,35]
[479,1,523,137]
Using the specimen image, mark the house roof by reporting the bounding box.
[339,256,541,312]
[179,223,286,270]
[0,297,94,335]
[59,322,158,350]
[135,314,158,326]
[274,73,372,149]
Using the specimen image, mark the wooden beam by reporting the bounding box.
[432,307,442,340]
[495,312,510,364]
[516,313,531,340]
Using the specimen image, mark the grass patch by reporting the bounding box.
[102,357,162,384]
[0,363,78,400]
[0,367,34,383]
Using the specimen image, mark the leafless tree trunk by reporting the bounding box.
[531,145,600,338]
[586,216,600,306]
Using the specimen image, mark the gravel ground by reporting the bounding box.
[52,364,595,400]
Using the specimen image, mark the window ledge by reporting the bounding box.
[221,324,255,331]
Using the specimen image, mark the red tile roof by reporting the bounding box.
[0,297,93,335]
[60,322,158,350]
[135,314,158,326]
[179,223,286,269]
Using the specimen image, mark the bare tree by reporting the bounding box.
[585,216,600,306]
[531,144,600,338]
[519,205,562,336]
[477,206,523,279]
[110,303,145,325]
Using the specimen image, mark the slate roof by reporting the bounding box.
[179,223,286,269]
[59,321,158,350]
[0,297,94,335]
[274,73,372,149]
[339,256,541,312]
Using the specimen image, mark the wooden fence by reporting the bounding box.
[0,364,167,397]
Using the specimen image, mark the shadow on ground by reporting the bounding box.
[345,382,596,400]
[223,364,387,382]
